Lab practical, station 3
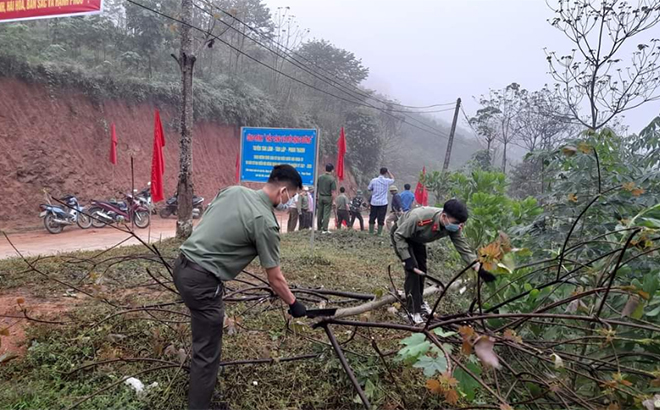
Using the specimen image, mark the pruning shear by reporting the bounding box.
[305,308,338,318]
[413,268,445,288]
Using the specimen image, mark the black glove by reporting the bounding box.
[403,258,416,271]
[288,300,307,318]
[478,267,497,283]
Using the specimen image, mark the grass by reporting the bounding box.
[0,229,468,409]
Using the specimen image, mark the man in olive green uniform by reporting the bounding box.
[334,186,350,229]
[391,199,479,324]
[316,163,337,233]
[174,164,307,410]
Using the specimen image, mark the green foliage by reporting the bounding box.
[466,150,493,172]
[396,119,660,408]
[397,333,450,378]
[422,169,542,249]
[296,39,369,86]
[344,109,381,186]
[453,361,481,401]
[396,333,430,363]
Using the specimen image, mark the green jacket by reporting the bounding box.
[335,194,349,211]
[180,186,280,281]
[393,206,476,264]
[317,173,336,196]
[297,193,309,212]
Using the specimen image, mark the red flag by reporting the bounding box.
[109,123,118,165]
[336,127,346,181]
[235,152,240,184]
[150,110,166,203]
[415,166,429,206]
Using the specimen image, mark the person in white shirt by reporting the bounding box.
[367,167,395,235]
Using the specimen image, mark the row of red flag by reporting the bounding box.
[108,110,165,203]
[111,120,427,206]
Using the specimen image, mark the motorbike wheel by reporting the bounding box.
[192,207,203,219]
[159,207,172,219]
[88,207,107,228]
[76,212,93,229]
[44,214,64,234]
[134,210,151,229]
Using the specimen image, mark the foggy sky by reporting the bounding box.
[264,0,660,137]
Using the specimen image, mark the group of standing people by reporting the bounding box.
[287,164,419,235]
[286,186,315,232]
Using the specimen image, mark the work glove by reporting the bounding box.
[288,300,307,318]
[478,267,497,283]
[403,258,416,271]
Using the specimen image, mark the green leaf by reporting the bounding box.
[646,305,660,317]
[638,217,660,228]
[397,333,431,362]
[455,362,482,401]
[413,354,448,377]
[643,273,659,296]
[432,328,457,338]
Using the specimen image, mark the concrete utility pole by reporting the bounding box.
[175,0,196,239]
[442,98,461,171]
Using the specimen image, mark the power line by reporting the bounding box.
[460,105,480,140]
[191,0,452,135]
[196,0,456,111]
[124,0,451,140]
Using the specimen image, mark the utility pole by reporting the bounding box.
[175,0,196,239]
[442,98,461,172]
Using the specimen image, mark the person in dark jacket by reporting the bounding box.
[386,185,403,230]
[349,190,367,230]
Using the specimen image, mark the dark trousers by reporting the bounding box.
[404,242,428,314]
[350,211,364,230]
[287,208,299,232]
[298,210,307,229]
[390,229,428,315]
[317,196,333,231]
[336,210,350,228]
[369,205,388,226]
[173,255,225,410]
[304,211,313,229]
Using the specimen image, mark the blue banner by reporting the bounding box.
[240,127,318,186]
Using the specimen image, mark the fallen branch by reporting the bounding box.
[331,285,442,319]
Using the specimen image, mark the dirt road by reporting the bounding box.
[0,213,340,260]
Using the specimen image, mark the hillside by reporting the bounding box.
[0,76,242,229]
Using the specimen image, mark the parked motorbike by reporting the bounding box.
[133,183,156,215]
[87,193,151,229]
[39,195,92,234]
[159,193,205,219]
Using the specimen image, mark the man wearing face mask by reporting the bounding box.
[174,164,307,410]
[391,199,480,324]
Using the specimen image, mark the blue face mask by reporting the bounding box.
[442,213,461,232]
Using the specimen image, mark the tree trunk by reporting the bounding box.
[176,0,196,239]
[502,141,508,174]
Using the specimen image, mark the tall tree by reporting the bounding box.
[546,0,660,130]
[469,106,500,155]
[296,39,369,87]
[513,86,576,152]
[175,0,197,239]
[474,83,523,173]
